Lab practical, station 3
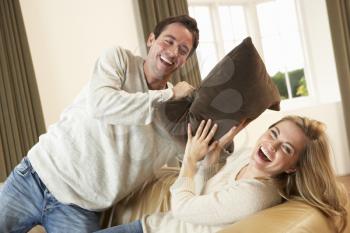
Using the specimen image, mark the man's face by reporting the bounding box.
[145,22,194,80]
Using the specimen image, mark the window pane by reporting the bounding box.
[271,72,288,99]
[223,40,242,55]
[189,6,214,42]
[288,69,308,97]
[219,5,248,54]
[197,43,218,78]
[189,5,219,78]
[257,0,308,98]
[256,2,278,37]
[261,36,284,76]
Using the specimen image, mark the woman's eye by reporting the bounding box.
[282,144,293,155]
[270,129,277,139]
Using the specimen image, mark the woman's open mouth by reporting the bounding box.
[258,146,272,162]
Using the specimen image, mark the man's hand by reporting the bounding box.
[172,81,195,100]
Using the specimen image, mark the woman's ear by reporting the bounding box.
[146,33,156,47]
[285,167,297,174]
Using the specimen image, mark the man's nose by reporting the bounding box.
[167,45,178,57]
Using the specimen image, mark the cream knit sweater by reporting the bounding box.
[28,47,181,211]
[142,152,281,233]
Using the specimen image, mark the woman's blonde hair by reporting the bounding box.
[272,115,348,232]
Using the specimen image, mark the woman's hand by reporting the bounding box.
[202,119,247,166]
[201,125,237,166]
[184,120,218,164]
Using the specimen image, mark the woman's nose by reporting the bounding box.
[268,141,281,152]
[270,140,281,152]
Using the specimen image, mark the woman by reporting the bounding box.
[96,115,348,233]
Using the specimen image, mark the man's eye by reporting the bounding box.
[164,40,172,45]
[179,48,188,55]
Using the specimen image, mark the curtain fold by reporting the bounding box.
[137,0,201,88]
[325,0,350,155]
[0,0,46,182]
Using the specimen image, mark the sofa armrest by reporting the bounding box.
[218,200,336,233]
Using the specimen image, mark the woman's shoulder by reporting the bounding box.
[232,178,282,208]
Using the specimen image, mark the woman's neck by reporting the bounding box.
[236,164,268,180]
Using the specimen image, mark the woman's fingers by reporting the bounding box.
[204,123,218,143]
[208,140,218,152]
[200,119,212,140]
[187,123,193,141]
[195,120,206,138]
[218,126,237,146]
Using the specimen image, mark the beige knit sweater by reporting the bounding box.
[28,47,180,211]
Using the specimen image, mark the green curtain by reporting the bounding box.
[137,0,201,88]
[0,0,46,182]
[326,0,350,155]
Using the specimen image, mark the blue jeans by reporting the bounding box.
[94,220,143,233]
[0,157,101,233]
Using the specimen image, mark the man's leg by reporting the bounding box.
[94,220,143,233]
[42,189,101,233]
[0,158,43,233]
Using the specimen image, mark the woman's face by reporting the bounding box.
[250,120,307,177]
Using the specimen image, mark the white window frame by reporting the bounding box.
[188,0,319,110]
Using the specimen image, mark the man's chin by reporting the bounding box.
[155,70,174,80]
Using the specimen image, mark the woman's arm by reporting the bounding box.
[170,177,278,225]
[171,120,267,225]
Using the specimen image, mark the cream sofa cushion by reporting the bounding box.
[109,167,179,226]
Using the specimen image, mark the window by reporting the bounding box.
[189,0,309,100]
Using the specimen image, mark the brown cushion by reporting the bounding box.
[158,37,280,150]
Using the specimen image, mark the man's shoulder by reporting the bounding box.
[97,46,143,68]
[105,46,141,60]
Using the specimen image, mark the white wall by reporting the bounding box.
[20,0,350,175]
[19,0,145,126]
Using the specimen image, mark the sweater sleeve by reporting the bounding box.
[87,47,174,125]
[194,163,220,194]
[170,177,281,225]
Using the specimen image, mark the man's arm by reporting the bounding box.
[87,47,174,125]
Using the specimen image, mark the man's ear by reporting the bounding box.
[146,33,156,47]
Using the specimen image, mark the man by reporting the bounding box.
[0,15,199,232]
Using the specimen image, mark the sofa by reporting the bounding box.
[103,167,350,233]
[2,166,348,233]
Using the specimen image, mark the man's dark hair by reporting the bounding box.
[153,15,199,57]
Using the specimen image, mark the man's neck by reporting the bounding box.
[146,76,170,90]
[143,61,172,90]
